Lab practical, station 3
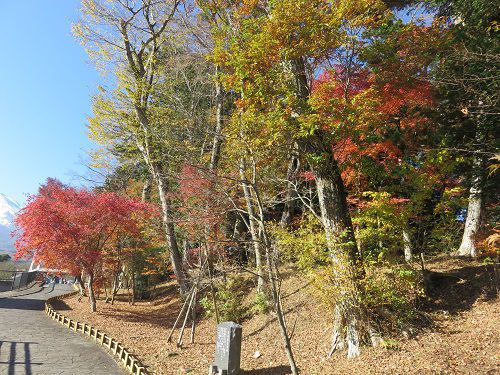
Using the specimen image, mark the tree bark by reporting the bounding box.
[209,65,224,172]
[291,57,366,358]
[133,111,188,296]
[252,180,299,374]
[88,273,97,313]
[403,228,413,262]
[131,271,136,305]
[457,151,487,257]
[75,274,86,299]
[141,175,153,202]
[280,150,300,228]
[239,158,265,293]
[265,245,299,374]
[118,15,188,296]
[311,153,364,358]
[111,271,119,305]
[156,171,189,294]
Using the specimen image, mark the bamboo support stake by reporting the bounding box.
[166,284,196,342]
[190,286,197,344]
[177,289,196,348]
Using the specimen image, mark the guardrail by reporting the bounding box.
[45,292,150,375]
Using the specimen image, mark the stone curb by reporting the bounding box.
[45,291,150,375]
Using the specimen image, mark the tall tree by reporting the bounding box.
[432,0,499,256]
[75,0,193,293]
[210,0,395,358]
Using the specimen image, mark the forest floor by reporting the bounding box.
[52,256,499,375]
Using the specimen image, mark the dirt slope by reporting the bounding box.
[53,257,499,375]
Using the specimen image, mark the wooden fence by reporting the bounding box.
[45,292,150,375]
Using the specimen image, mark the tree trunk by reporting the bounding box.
[265,244,299,374]
[156,171,189,294]
[131,95,188,296]
[182,238,190,265]
[403,228,413,262]
[377,215,384,251]
[111,272,119,305]
[75,274,86,299]
[209,65,224,172]
[88,273,97,313]
[311,154,364,358]
[141,175,153,202]
[280,150,300,228]
[291,56,368,357]
[252,179,299,374]
[239,158,265,293]
[131,271,136,305]
[457,152,487,257]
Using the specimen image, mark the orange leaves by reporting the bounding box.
[308,56,435,187]
[378,81,434,116]
[142,256,163,276]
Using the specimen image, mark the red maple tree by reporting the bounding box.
[14,178,157,311]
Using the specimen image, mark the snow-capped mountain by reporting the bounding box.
[0,193,21,255]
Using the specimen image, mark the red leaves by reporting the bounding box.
[177,164,229,238]
[377,81,434,116]
[309,53,435,187]
[14,179,157,275]
[314,67,371,99]
[299,170,316,182]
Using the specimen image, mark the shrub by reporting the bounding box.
[251,292,271,315]
[273,213,424,333]
[362,263,424,330]
[200,276,247,323]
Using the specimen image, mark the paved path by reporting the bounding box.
[0,284,124,375]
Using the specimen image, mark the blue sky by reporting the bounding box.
[0,1,99,205]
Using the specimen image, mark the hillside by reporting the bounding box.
[53,256,499,375]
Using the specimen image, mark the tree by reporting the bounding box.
[14,179,156,312]
[74,0,194,293]
[432,0,499,256]
[209,0,395,358]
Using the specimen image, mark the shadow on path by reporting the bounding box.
[0,340,42,375]
[0,281,11,293]
[0,284,124,374]
[0,298,45,311]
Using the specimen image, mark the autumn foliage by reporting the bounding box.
[14,178,157,311]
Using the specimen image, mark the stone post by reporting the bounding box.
[209,321,242,375]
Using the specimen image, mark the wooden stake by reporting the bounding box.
[167,284,195,342]
[190,287,198,344]
[177,288,196,348]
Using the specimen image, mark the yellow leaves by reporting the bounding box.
[71,22,85,41]
[488,20,500,33]
[240,0,261,14]
[482,228,500,255]
[212,0,401,166]
[335,0,389,28]
[487,154,500,176]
